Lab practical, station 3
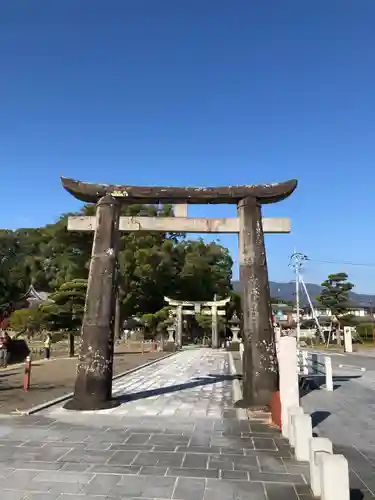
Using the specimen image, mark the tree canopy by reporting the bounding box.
[316,272,354,318]
[1,203,234,323]
[9,307,45,338]
[39,279,88,333]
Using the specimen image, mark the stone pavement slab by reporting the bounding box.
[0,349,312,499]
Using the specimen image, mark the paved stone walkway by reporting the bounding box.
[0,349,312,500]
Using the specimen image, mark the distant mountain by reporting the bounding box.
[232,281,375,307]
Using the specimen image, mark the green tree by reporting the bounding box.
[40,279,87,332]
[0,230,24,316]
[9,308,45,338]
[226,291,242,320]
[0,203,234,324]
[195,313,226,346]
[140,307,172,338]
[316,272,354,330]
[40,279,87,356]
[195,313,225,333]
[118,233,232,317]
[177,240,232,301]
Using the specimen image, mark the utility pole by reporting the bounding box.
[289,252,325,345]
[289,251,306,348]
[295,262,300,347]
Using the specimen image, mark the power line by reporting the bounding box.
[304,256,375,268]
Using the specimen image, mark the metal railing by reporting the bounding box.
[297,350,333,391]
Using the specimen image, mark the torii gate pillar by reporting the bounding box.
[238,197,278,407]
[65,195,120,411]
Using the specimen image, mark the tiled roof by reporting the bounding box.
[21,285,51,302]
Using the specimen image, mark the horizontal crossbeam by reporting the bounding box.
[169,309,225,316]
[62,177,298,205]
[67,216,291,234]
[165,296,231,307]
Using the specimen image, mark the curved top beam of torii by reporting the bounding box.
[61,177,297,205]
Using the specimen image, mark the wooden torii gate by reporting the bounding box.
[164,296,230,348]
[61,177,297,411]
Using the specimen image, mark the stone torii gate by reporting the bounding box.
[61,177,297,411]
[164,296,230,348]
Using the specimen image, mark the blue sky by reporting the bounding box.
[1,1,375,292]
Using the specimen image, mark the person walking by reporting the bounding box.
[0,330,10,368]
[44,333,52,360]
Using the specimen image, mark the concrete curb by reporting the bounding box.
[16,352,177,416]
[227,352,247,420]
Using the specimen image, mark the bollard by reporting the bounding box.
[294,414,312,461]
[278,337,300,438]
[324,356,333,391]
[23,356,32,392]
[343,326,353,353]
[309,437,333,497]
[141,341,144,354]
[319,454,350,500]
[288,406,304,447]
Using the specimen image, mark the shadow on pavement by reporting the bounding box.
[114,374,240,404]
[300,374,362,396]
[350,489,364,499]
[334,375,362,381]
[311,410,331,427]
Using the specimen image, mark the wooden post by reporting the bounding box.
[238,196,279,408]
[211,305,219,349]
[69,333,75,358]
[64,195,120,411]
